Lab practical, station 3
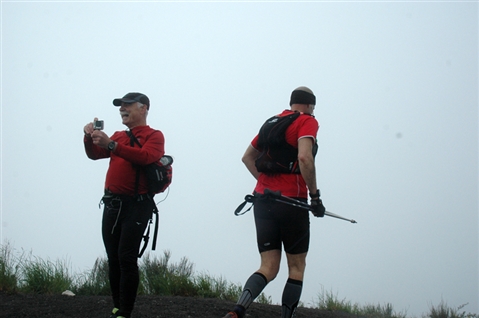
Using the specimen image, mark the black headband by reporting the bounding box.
[290,90,316,106]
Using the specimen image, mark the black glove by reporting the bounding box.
[310,190,325,218]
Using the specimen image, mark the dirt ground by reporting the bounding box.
[0,291,354,318]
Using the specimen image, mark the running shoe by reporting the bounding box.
[109,307,119,318]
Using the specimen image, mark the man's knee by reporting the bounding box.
[259,250,282,281]
[286,253,307,280]
[258,261,280,282]
[118,250,139,270]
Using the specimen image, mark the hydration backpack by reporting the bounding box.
[255,112,301,174]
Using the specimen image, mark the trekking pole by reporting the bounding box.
[263,189,357,224]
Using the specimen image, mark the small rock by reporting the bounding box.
[62,290,76,297]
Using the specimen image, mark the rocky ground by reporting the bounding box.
[0,292,355,318]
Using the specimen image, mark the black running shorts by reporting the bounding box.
[253,197,310,254]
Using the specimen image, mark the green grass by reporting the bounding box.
[21,255,73,294]
[74,257,110,296]
[139,250,197,296]
[312,287,478,318]
[194,272,242,301]
[313,287,405,318]
[424,301,478,318]
[0,241,21,293]
[1,242,477,318]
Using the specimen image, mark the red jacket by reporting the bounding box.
[84,125,165,196]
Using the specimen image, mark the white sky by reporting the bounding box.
[1,1,478,316]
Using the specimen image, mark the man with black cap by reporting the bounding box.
[83,92,164,318]
[222,87,326,318]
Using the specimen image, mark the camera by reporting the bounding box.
[93,120,104,130]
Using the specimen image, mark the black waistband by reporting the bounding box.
[103,189,152,202]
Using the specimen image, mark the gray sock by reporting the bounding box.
[237,272,268,309]
[281,278,303,318]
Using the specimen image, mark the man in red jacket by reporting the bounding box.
[223,87,326,318]
[83,92,164,318]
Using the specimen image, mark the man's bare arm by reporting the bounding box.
[297,137,317,194]
[242,145,261,180]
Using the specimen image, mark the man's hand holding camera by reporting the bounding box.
[83,117,98,137]
[84,118,115,150]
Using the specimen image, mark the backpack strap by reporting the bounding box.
[125,130,159,258]
[138,221,150,258]
[127,130,142,148]
[126,130,142,199]
[151,205,159,250]
[137,204,159,258]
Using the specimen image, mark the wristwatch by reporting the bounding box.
[107,141,116,151]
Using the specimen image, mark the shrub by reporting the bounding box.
[194,272,242,301]
[0,241,21,293]
[73,257,110,295]
[313,287,407,318]
[425,301,479,318]
[20,254,73,294]
[139,250,196,296]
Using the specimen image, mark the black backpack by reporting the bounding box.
[255,112,301,174]
[126,130,173,195]
[143,156,173,194]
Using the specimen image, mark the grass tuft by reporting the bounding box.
[313,287,407,318]
[194,272,242,301]
[73,257,110,296]
[0,241,22,293]
[140,250,196,296]
[424,301,479,318]
[20,254,73,294]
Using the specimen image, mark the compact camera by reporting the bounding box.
[93,120,104,130]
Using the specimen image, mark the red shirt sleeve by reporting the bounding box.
[84,135,110,160]
[286,114,319,146]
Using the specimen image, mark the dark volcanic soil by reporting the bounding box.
[0,292,353,318]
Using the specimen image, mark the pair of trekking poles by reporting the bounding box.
[235,188,357,224]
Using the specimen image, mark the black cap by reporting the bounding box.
[113,92,150,109]
[290,87,316,106]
